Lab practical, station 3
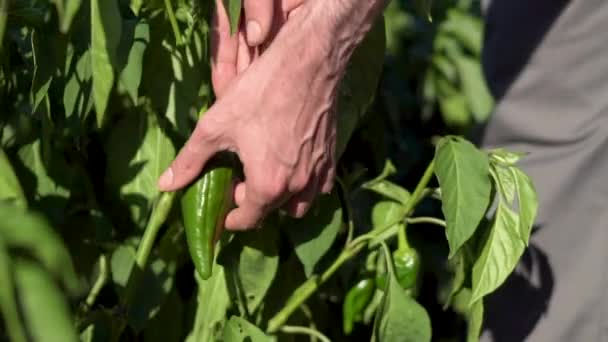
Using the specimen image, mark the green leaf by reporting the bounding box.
[128,257,175,331]
[17,140,69,199]
[220,220,279,314]
[0,203,78,292]
[371,200,403,231]
[444,251,466,308]
[223,316,275,342]
[186,264,231,342]
[450,287,484,342]
[374,247,431,342]
[63,50,94,120]
[91,0,122,127]
[512,168,538,245]
[439,93,470,128]
[0,149,26,208]
[491,164,516,204]
[362,161,411,205]
[51,0,82,32]
[434,136,491,258]
[364,180,411,206]
[105,111,176,227]
[118,20,150,105]
[488,149,526,166]
[111,244,136,290]
[441,9,483,55]
[283,193,342,277]
[31,30,65,114]
[336,17,386,158]
[222,0,242,35]
[0,239,27,342]
[453,55,494,122]
[14,260,78,342]
[470,201,525,304]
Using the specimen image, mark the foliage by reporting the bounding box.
[0,1,537,341]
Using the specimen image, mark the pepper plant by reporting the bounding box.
[0,0,538,341]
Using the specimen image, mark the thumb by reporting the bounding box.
[158,113,224,191]
[244,0,274,46]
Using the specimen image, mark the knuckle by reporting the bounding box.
[289,174,309,193]
[258,176,288,201]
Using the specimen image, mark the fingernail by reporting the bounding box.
[246,20,262,46]
[158,168,174,189]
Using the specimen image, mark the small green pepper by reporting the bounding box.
[376,248,421,296]
[181,107,234,280]
[343,278,375,335]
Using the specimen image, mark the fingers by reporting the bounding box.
[284,176,318,218]
[244,0,275,46]
[158,114,224,191]
[281,0,306,12]
[211,0,239,97]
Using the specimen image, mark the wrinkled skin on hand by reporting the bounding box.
[159,0,385,230]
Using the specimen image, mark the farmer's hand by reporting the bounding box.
[158,0,386,230]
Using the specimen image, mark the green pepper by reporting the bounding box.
[375,248,421,296]
[343,278,375,335]
[181,108,234,280]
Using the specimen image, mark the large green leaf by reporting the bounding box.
[373,248,432,342]
[434,136,491,258]
[283,193,342,277]
[186,264,231,342]
[118,20,150,105]
[0,203,78,292]
[0,149,26,208]
[0,239,27,342]
[470,201,525,304]
[17,140,69,199]
[336,17,386,158]
[219,220,279,314]
[453,55,494,123]
[491,164,516,204]
[512,168,538,245]
[14,260,78,342]
[51,0,82,32]
[63,50,94,121]
[105,111,176,227]
[31,30,66,114]
[223,316,275,342]
[91,0,122,127]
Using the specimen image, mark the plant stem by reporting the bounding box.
[111,192,176,341]
[123,191,176,306]
[402,158,435,218]
[281,325,332,342]
[267,243,364,333]
[84,254,109,309]
[407,217,446,228]
[163,0,183,45]
[266,159,436,333]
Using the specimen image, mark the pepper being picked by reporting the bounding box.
[181,106,234,280]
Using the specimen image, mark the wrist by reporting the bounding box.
[306,0,386,73]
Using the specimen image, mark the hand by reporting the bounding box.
[211,0,305,97]
[158,0,386,230]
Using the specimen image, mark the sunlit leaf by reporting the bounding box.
[435,137,491,258]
